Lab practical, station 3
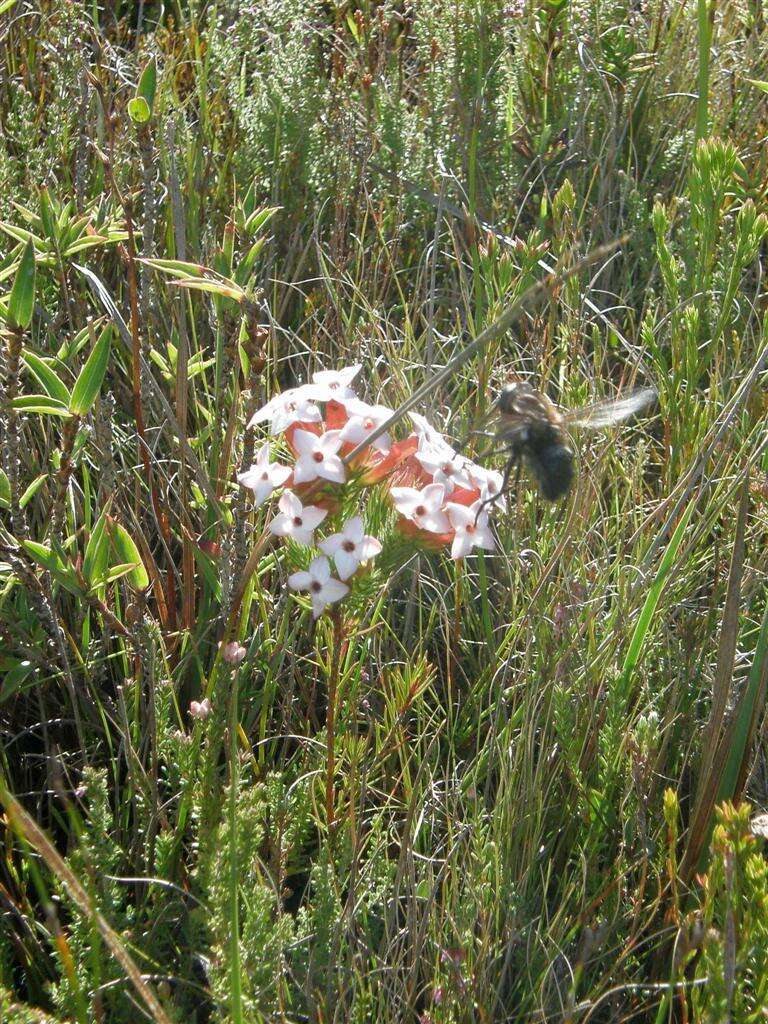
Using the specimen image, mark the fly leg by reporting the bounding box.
[455,429,497,455]
[475,449,520,522]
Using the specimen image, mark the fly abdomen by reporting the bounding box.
[527,443,575,501]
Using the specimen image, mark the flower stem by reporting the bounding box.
[326,610,343,840]
[227,665,243,1024]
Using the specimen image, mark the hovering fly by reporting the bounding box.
[473,382,658,506]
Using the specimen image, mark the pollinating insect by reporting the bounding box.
[474,382,658,506]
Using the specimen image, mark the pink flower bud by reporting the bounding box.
[189,698,212,720]
[220,641,247,665]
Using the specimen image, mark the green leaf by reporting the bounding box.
[22,539,64,574]
[11,395,71,416]
[622,500,696,683]
[20,474,46,508]
[21,540,83,597]
[140,257,216,279]
[127,96,151,124]
[97,562,143,587]
[83,509,110,586]
[137,58,158,114]
[7,239,36,330]
[745,78,768,93]
[107,518,149,590]
[70,325,112,416]
[22,352,71,406]
[243,206,281,236]
[168,278,245,302]
[0,469,10,509]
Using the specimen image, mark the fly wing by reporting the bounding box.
[564,387,657,429]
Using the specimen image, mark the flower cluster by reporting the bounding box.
[236,364,503,618]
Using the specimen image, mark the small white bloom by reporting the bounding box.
[269,490,328,547]
[236,443,292,506]
[408,411,448,449]
[465,462,507,510]
[390,482,450,534]
[445,501,496,560]
[307,364,362,402]
[339,398,393,452]
[292,429,347,485]
[288,555,349,618]
[319,516,383,580]
[415,440,475,494]
[248,385,322,434]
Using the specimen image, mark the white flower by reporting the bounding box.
[465,462,507,510]
[445,501,496,560]
[288,555,349,618]
[319,516,383,580]
[248,385,322,434]
[338,398,393,452]
[292,429,347,485]
[415,440,475,494]
[268,490,328,547]
[408,411,447,448]
[236,443,292,506]
[390,482,450,533]
[307,364,362,402]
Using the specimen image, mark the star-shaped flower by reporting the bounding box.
[339,398,394,452]
[408,410,454,448]
[236,443,292,505]
[445,500,496,559]
[292,429,347,485]
[389,482,450,533]
[307,364,362,402]
[288,555,349,618]
[415,440,475,494]
[319,516,382,580]
[268,490,328,547]
[465,462,507,510]
[248,385,322,434]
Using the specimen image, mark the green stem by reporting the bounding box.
[228,668,243,1024]
[695,0,712,143]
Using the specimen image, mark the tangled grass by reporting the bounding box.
[1,0,768,1021]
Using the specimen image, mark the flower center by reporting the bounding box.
[330,382,339,390]
[363,418,374,430]
[466,524,476,534]
[342,540,356,553]
[261,471,269,480]
[442,463,454,475]
[310,581,322,593]
[312,451,324,463]
[286,402,296,412]
[414,505,426,517]
[293,516,303,527]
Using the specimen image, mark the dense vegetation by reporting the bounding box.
[1,0,768,1021]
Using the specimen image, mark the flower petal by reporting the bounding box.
[292,429,320,455]
[278,489,302,516]
[333,549,359,581]
[359,536,382,560]
[319,533,344,557]
[309,555,331,582]
[292,458,318,484]
[317,456,346,484]
[288,570,312,590]
[302,506,329,530]
[321,578,350,603]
